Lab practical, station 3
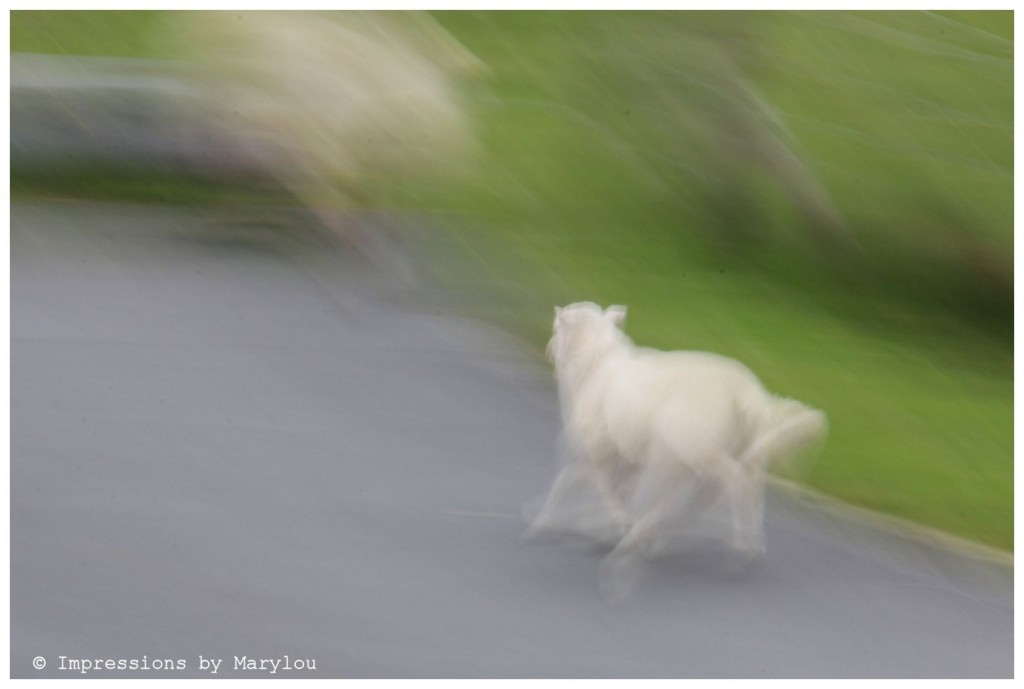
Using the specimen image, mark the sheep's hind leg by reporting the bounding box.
[727,464,767,562]
[599,460,718,601]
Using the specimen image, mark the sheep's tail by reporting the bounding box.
[739,398,828,469]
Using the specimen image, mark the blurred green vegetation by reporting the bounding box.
[11,11,1012,549]
[419,11,1013,550]
[11,10,172,58]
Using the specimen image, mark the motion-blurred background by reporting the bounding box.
[11,10,1012,550]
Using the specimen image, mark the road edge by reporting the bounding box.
[767,476,1013,568]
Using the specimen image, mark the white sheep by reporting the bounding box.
[526,302,827,598]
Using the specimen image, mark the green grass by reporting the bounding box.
[11,10,1013,549]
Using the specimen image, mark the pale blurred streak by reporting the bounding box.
[163,11,484,249]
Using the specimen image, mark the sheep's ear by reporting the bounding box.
[554,306,566,326]
[605,304,627,327]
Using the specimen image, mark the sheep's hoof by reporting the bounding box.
[520,522,557,544]
[642,535,671,560]
[611,511,633,537]
[598,550,642,604]
[722,547,766,577]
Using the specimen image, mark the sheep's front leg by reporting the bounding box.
[523,433,629,543]
[566,427,634,537]
[522,459,587,539]
[587,459,633,539]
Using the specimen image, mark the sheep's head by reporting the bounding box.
[547,302,628,368]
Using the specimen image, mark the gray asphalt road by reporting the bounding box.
[11,201,1012,678]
